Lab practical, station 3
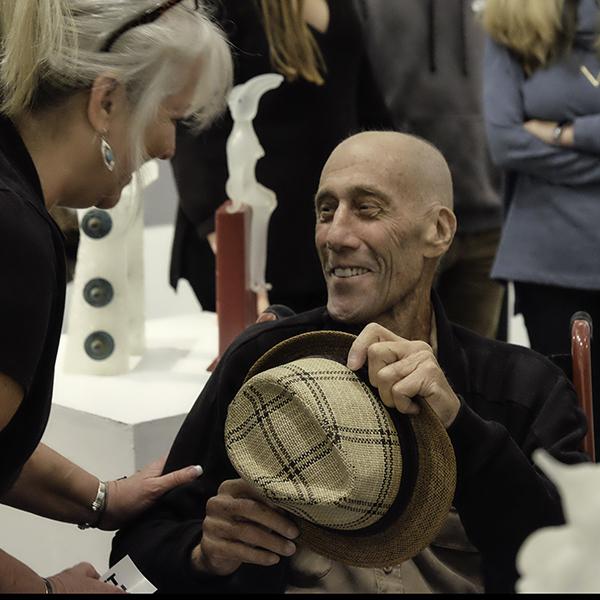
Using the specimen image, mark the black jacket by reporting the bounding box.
[111,294,587,593]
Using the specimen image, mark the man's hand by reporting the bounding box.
[347,322,460,429]
[46,562,125,594]
[99,457,203,530]
[191,478,299,577]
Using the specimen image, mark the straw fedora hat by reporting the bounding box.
[224,330,456,568]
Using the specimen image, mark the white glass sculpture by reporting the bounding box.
[63,161,159,375]
[516,449,600,593]
[225,73,284,294]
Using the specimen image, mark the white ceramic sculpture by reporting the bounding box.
[516,449,600,593]
[63,161,159,375]
[225,73,284,294]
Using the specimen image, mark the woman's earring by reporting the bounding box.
[101,136,116,172]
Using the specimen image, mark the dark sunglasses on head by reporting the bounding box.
[100,0,200,52]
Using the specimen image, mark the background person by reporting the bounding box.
[482,0,600,456]
[360,0,504,339]
[112,132,587,594]
[169,0,392,315]
[0,0,231,593]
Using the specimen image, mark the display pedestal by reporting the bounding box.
[0,312,217,576]
[211,201,257,369]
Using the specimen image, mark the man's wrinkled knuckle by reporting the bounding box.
[367,344,381,360]
[202,519,215,537]
[424,362,440,379]
[218,480,233,494]
[414,341,432,353]
[380,366,400,386]
[201,536,219,557]
[416,349,432,362]
[206,495,224,516]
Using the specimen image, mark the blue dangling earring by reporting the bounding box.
[101,136,116,172]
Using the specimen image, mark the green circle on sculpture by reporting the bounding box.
[84,331,115,360]
[82,210,112,239]
[84,278,114,308]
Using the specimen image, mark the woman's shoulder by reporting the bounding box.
[0,190,57,270]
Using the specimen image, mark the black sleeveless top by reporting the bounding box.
[0,115,66,493]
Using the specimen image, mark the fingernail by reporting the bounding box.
[192,465,203,477]
[347,351,359,370]
[284,542,296,556]
[287,527,300,539]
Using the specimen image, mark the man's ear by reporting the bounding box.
[423,206,457,259]
[87,74,121,134]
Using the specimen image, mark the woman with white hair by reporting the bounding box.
[0,0,231,593]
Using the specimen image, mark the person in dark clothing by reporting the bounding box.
[169,0,392,314]
[359,0,504,340]
[0,0,232,593]
[482,0,600,458]
[112,132,588,594]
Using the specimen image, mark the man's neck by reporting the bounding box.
[376,292,433,344]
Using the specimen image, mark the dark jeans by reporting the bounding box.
[514,281,600,460]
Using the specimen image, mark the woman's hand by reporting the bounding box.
[46,562,125,594]
[524,119,574,146]
[99,457,203,530]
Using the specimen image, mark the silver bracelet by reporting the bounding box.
[77,480,108,530]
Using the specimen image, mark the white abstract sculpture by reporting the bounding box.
[516,449,600,593]
[63,161,159,375]
[225,73,284,294]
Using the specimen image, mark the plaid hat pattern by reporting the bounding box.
[225,331,456,568]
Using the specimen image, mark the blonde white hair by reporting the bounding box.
[482,0,580,73]
[0,0,232,167]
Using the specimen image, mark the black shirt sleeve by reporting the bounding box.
[448,369,588,593]
[0,191,54,392]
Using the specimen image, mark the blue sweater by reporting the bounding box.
[484,0,600,290]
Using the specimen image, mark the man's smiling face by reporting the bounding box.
[315,135,431,325]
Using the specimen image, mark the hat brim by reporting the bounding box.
[244,330,457,568]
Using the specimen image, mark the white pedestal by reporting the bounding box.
[0,225,217,577]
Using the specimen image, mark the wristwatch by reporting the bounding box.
[552,121,569,143]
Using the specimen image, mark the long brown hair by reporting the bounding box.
[482,0,579,74]
[259,0,326,85]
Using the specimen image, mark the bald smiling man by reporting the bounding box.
[111,132,588,594]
